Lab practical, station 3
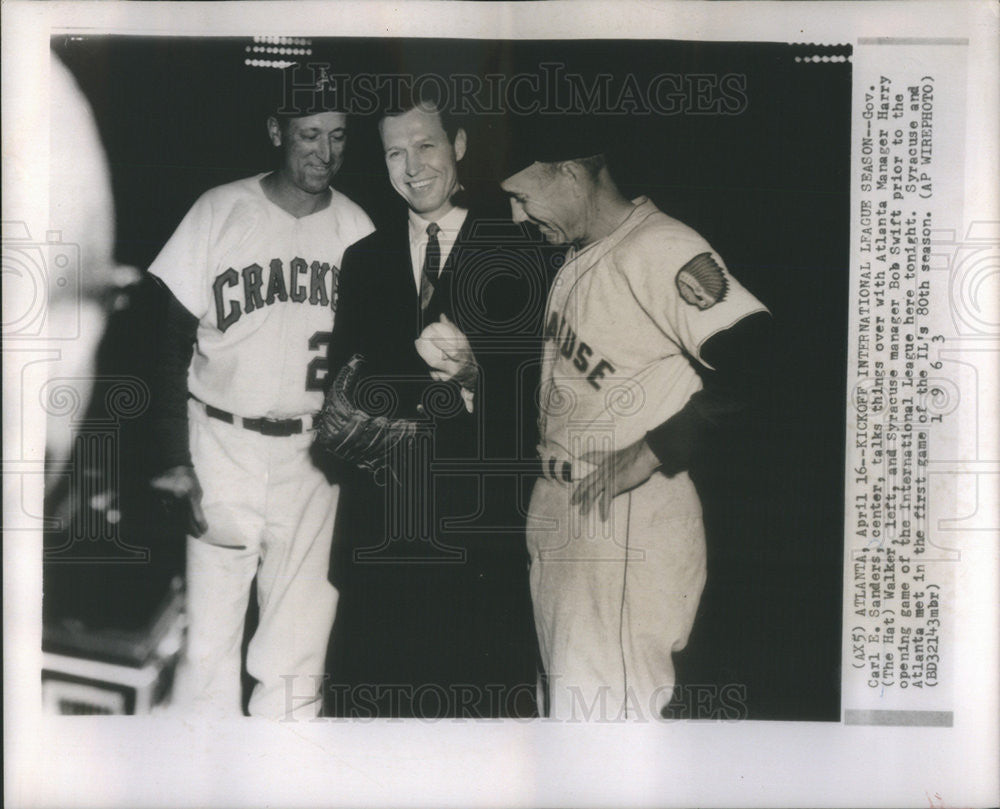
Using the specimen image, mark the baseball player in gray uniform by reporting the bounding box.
[148,71,373,719]
[500,121,772,720]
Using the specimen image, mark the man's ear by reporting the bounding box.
[558,160,582,183]
[453,128,468,162]
[266,116,283,148]
[558,160,587,198]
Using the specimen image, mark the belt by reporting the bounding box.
[538,444,600,483]
[542,456,574,483]
[191,395,313,437]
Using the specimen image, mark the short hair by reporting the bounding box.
[273,115,292,136]
[273,114,307,136]
[377,83,463,145]
[572,154,606,178]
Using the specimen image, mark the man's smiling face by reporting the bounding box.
[380,104,466,221]
[272,111,347,195]
[501,162,583,246]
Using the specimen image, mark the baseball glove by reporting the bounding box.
[315,354,418,476]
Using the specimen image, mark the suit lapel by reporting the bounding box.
[374,219,422,338]
[426,208,479,323]
[384,219,417,300]
[440,209,475,280]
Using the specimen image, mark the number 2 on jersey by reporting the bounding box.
[306,331,332,391]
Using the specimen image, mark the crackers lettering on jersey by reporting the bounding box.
[675,252,728,310]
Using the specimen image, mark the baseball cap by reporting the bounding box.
[266,63,346,118]
[500,114,611,180]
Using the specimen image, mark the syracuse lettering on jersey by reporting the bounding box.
[212,257,337,332]
[544,309,616,390]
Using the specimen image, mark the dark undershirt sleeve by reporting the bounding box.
[149,279,198,472]
[326,242,362,393]
[645,311,774,475]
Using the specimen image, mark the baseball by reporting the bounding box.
[415,317,469,375]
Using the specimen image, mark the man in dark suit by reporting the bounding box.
[317,93,548,718]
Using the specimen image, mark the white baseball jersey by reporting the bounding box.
[149,174,374,418]
[538,196,768,468]
[150,174,372,719]
[528,196,768,720]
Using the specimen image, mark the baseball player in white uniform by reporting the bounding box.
[501,123,771,721]
[148,73,373,719]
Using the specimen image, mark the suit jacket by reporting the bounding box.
[324,198,552,717]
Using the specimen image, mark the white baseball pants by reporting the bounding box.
[526,469,706,721]
[168,401,338,720]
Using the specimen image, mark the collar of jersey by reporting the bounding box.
[564,195,654,266]
[254,172,336,221]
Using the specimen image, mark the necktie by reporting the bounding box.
[420,222,441,311]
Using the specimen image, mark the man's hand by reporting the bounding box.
[571,439,661,521]
[150,465,208,537]
[414,313,478,389]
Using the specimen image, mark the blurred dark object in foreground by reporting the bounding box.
[42,278,189,714]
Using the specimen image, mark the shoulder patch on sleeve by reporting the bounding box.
[675,252,728,309]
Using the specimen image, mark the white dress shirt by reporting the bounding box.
[407,205,469,290]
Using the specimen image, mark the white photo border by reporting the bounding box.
[3,2,997,808]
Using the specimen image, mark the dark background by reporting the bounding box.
[46,35,851,720]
